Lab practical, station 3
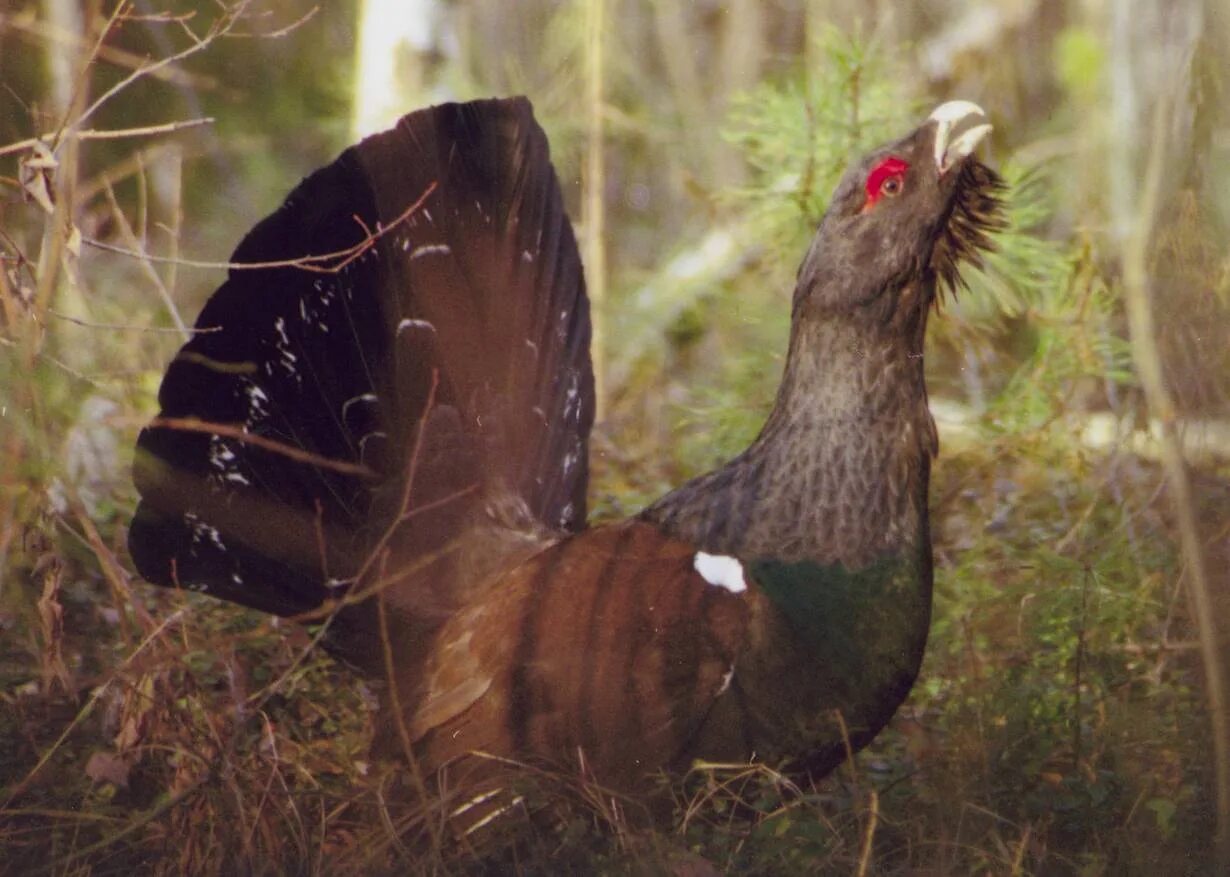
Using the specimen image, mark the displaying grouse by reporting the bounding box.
[129,97,1003,808]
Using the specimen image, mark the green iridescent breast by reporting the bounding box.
[737,552,932,761]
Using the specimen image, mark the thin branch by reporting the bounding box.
[0,10,225,94]
[44,0,134,151]
[141,416,377,479]
[583,0,607,417]
[83,181,438,273]
[855,789,880,877]
[1121,93,1230,870]
[227,5,320,39]
[0,118,214,160]
[73,1,251,133]
[0,336,104,388]
[102,176,188,339]
[349,371,441,588]
[45,306,219,333]
[0,609,186,810]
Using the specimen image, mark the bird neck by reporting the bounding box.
[644,281,937,570]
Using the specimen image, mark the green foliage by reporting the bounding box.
[612,27,1213,875]
[633,33,916,485]
[2,7,1222,876]
[722,29,915,266]
[1055,26,1107,104]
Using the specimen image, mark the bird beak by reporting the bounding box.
[929,100,992,176]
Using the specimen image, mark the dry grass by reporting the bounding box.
[1,2,1224,873]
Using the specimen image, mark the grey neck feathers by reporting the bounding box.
[642,280,937,570]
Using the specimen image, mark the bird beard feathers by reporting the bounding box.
[930,159,1008,300]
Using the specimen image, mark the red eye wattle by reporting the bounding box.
[862,156,909,212]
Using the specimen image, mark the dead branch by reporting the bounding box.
[0,9,226,94]
[0,118,214,160]
[72,1,252,134]
[142,416,376,479]
[101,176,188,338]
[1121,91,1230,871]
[83,181,438,274]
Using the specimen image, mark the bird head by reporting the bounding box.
[795,100,1005,328]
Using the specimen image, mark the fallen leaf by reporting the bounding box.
[85,751,130,789]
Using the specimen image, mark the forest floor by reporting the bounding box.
[0,405,1222,875]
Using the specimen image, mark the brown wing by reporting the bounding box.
[385,520,750,788]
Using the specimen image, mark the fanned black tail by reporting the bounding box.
[130,98,593,637]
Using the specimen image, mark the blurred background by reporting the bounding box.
[1,1,1228,873]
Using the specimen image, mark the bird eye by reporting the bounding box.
[862,156,910,213]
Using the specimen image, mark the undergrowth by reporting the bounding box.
[1,8,1223,876]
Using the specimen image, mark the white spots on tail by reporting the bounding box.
[693,552,746,594]
[185,512,226,557]
[209,440,236,466]
[562,370,583,423]
[209,435,251,487]
[270,317,301,384]
[358,431,387,463]
[409,243,451,260]
[245,382,270,423]
[521,249,533,263]
[342,392,379,420]
[297,283,337,333]
[397,318,436,335]
[717,666,735,696]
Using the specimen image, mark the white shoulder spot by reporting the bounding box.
[693,551,746,594]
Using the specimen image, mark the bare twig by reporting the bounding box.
[377,586,443,852]
[855,789,879,877]
[45,307,218,333]
[227,5,320,39]
[583,0,606,417]
[0,118,214,160]
[0,9,226,94]
[0,609,186,810]
[1121,94,1230,869]
[102,176,188,339]
[142,416,377,478]
[73,1,250,134]
[83,181,438,273]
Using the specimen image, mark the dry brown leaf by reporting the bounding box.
[84,750,130,789]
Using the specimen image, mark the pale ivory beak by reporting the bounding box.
[929,100,992,175]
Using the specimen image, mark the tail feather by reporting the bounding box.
[130,98,593,628]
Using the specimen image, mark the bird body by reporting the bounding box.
[130,96,1003,804]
